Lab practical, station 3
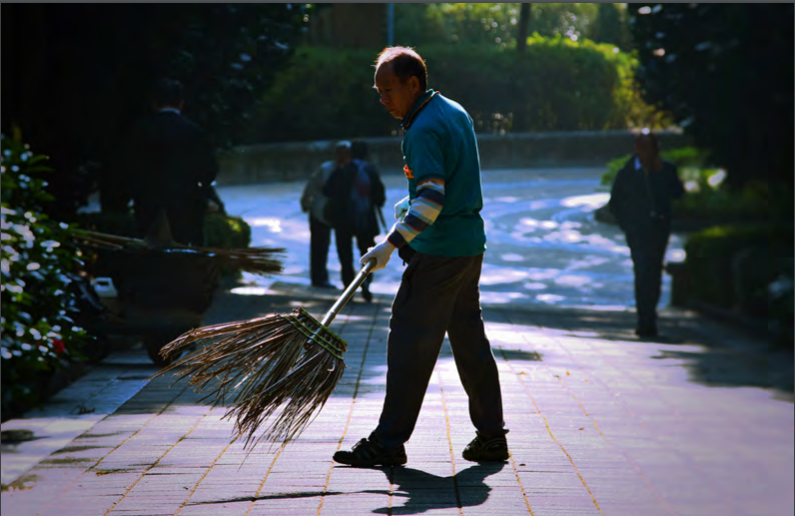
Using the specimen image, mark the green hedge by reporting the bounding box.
[256,36,661,142]
[684,224,791,314]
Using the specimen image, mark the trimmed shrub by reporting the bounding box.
[256,36,661,142]
[684,225,789,310]
[204,213,251,250]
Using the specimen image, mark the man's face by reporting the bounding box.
[335,148,351,166]
[634,136,657,162]
[374,63,421,120]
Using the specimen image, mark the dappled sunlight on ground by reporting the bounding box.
[247,216,283,232]
[218,168,681,311]
[560,192,610,209]
[230,286,281,296]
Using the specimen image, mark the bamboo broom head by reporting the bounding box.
[67,228,285,276]
[154,307,347,448]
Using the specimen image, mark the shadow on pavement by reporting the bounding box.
[370,462,506,515]
[136,284,791,423]
[481,305,793,401]
[185,462,505,514]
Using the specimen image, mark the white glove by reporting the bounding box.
[360,240,396,272]
[394,195,410,221]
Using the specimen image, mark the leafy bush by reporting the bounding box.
[684,224,789,309]
[393,4,631,51]
[256,36,662,142]
[204,213,251,250]
[1,135,91,416]
[674,180,767,223]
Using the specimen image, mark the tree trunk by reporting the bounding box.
[517,4,531,54]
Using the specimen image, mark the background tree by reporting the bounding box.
[590,3,630,51]
[2,4,309,219]
[393,3,601,48]
[517,4,532,54]
[629,3,794,190]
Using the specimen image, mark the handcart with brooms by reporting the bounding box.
[67,214,285,366]
[154,258,377,448]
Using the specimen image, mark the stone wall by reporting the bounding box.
[216,130,691,185]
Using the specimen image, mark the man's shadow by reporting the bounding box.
[353,461,506,515]
[188,462,505,514]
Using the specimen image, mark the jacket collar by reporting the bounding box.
[401,89,437,131]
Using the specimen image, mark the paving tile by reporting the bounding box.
[1,170,792,516]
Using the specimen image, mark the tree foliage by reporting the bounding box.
[394,3,611,48]
[2,4,310,219]
[629,3,794,189]
[256,36,662,142]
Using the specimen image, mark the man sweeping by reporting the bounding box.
[333,47,509,467]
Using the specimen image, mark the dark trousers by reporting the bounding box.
[309,216,332,286]
[335,228,376,290]
[626,223,670,329]
[370,248,506,449]
[135,200,205,246]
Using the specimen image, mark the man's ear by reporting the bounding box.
[409,76,420,94]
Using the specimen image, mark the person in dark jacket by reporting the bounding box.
[609,131,685,337]
[121,78,219,246]
[300,141,352,289]
[323,140,386,302]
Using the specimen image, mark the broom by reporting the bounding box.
[154,259,377,448]
[68,227,285,277]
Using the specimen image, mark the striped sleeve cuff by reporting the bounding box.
[387,179,445,249]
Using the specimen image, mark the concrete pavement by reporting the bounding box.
[2,168,793,515]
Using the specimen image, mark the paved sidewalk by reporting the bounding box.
[2,278,793,516]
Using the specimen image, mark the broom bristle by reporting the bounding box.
[153,308,347,447]
[68,229,285,276]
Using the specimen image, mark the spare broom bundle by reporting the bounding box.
[69,227,285,277]
[153,260,377,448]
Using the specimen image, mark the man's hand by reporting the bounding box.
[360,240,396,272]
[394,195,410,220]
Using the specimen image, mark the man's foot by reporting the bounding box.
[312,281,337,289]
[462,431,509,462]
[361,286,373,303]
[333,438,407,467]
[635,325,658,337]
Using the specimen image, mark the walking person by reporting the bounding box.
[608,131,685,337]
[121,78,218,246]
[324,140,386,302]
[300,141,352,289]
[333,46,509,467]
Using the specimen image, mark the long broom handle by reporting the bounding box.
[320,259,377,327]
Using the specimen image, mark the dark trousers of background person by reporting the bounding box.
[309,216,332,286]
[135,199,205,246]
[369,247,506,450]
[335,229,376,291]
[625,221,671,332]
